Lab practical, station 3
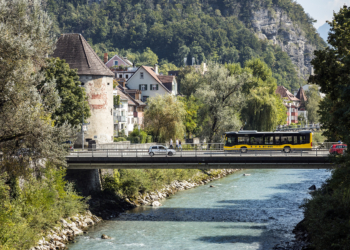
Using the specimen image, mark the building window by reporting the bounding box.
[139,84,147,91]
[151,84,158,90]
[125,75,129,79]
[128,106,133,112]
[142,96,149,102]
[140,72,144,79]
[114,60,118,66]
[119,74,122,78]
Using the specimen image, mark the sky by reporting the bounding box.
[296,0,350,28]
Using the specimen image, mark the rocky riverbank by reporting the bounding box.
[30,168,241,250]
[30,211,102,250]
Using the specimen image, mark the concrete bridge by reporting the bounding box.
[66,149,332,170]
[65,149,333,196]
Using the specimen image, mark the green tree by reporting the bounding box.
[194,62,249,143]
[144,94,186,142]
[41,58,91,127]
[179,95,201,138]
[241,59,286,131]
[305,85,321,124]
[0,0,73,176]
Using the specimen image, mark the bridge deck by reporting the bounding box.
[67,150,332,169]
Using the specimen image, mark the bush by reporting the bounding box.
[0,168,87,250]
[302,159,350,249]
[114,137,127,142]
[146,135,153,143]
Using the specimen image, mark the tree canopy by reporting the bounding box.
[46,0,325,90]
[0,0,73,176]
[40,58,91,127]
[309,5,350,142]
[144,94,186,142]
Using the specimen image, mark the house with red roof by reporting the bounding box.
[275,86,300,125]
[126,65,178,102]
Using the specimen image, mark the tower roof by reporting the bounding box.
[296,87,308,102]
[52,33,114,77]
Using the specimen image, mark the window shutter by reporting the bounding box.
[156,84,159,90]
[145,84,148,90]
[139,85,141,90]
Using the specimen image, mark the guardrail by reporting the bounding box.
[68,148,331,158]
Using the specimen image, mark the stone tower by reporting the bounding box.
[53,33,114,145]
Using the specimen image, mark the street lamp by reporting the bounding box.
[79,85,87,150]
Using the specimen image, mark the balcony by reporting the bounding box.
[114,116,126,123]
[114,104,123,109]
[117,116,126,122]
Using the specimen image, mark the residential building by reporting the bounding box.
[104,53,132,67]
[275,86,300,125]
[104,53,138,80]
[114,79,146,135]
[53,33,114,145]
[126,65,178,102]
[113,89,128,136]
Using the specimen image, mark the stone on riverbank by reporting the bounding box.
[152,201,162,207]
[101,234,111,239]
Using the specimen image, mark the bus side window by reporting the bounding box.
[293,136,299,144]
[238,136,249,145]
[275,135,281,144]
[264,136,273,145]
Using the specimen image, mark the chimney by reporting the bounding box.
[122,79,126,88]
[154,64,159,75]
[104,53,108,64]
[135,90,141,100]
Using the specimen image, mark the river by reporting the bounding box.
[68,169,330,250]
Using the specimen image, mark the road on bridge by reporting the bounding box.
[66,149,333,170]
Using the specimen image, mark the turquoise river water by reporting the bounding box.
[68,169,330,250]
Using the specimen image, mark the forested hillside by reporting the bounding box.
[47,0,326,91]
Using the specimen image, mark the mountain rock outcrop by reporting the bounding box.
[251,7,315,79]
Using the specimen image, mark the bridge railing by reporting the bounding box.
[68,148,333,158]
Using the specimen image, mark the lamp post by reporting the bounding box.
[79,85,85,150]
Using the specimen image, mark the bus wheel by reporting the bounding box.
[240,147,247,153]
[284,147,291,153]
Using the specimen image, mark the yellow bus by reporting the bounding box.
[224,130,312,153]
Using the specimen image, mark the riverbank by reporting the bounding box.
[31,168,241,249]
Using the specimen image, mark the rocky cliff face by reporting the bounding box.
[250,7,315,79]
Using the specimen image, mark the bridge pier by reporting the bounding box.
[65,169,102,196]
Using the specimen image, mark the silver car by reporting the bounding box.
[148,145,176,156]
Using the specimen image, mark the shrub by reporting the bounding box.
[146,135,153,143]
[114,137,127,142]
[0,168,87,250]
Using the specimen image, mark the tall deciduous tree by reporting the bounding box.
[308,5,350,142]
[305,85,321,124]
[39,58,91,126]
[194,63,249,143]
[144,94,186,142]
[179,95,201,138]
[40,58,91,127]
[0,0,73,176]
[241,59,287,131]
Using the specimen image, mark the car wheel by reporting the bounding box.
[149,152,154,157]
[284,147,291,153]
[168,152,173,156]
[240,147,247,153]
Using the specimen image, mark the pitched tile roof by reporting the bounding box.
[117,86,146,106]
[52,33,114,77]
[158,75,175,91]
[296,87,307,102]
[275,86,300,101]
